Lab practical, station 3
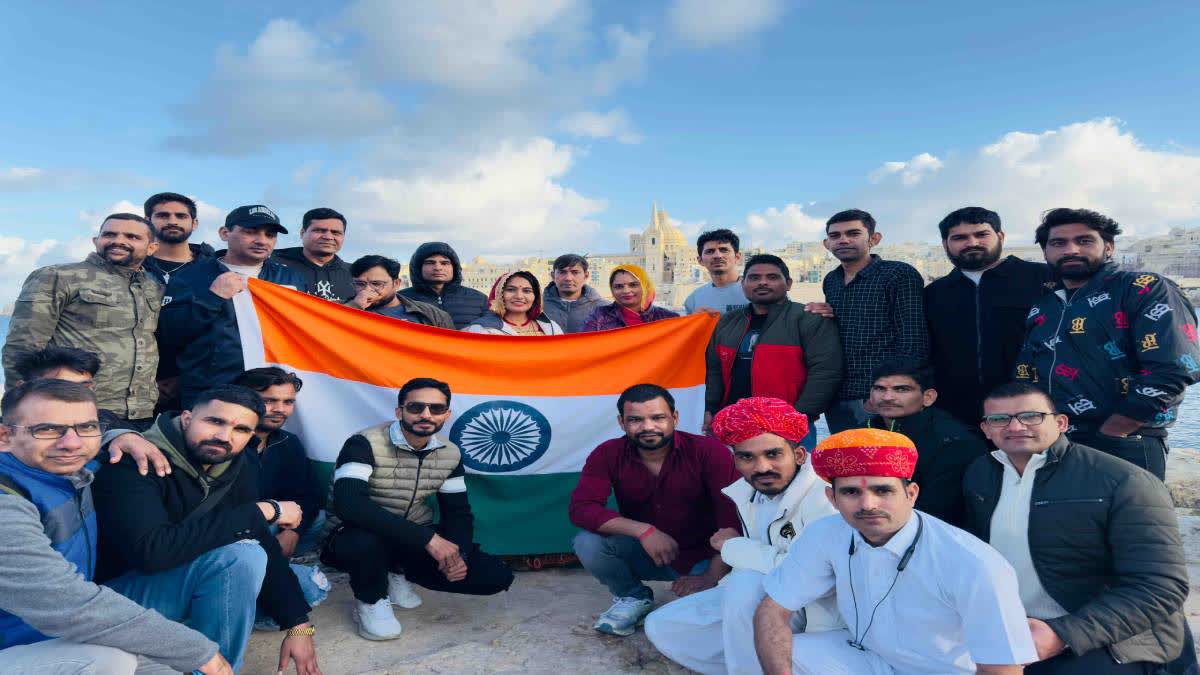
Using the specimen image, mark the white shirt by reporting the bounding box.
[987,451,1070,620]
[751,491,783,544]
[763,511,1038,674]
[224,262,263,278]
[962,269,984,285]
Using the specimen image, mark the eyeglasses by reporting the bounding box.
[403,402,449,415]
[352,280,391,290]
[7,422,104,439]
[981,412,1052,429]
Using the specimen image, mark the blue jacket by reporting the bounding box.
[157,256,304,407]
[0,453,98,648]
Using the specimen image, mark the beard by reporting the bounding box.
[402,418,443,437]
[156,227,192,244]
[370,291,398,309]
[1054,254,1105,280]
[631,430,673,451]
[257,414,287,432]
[186,437,235,465]
[101,244,139,267]
[948,242,1002,271]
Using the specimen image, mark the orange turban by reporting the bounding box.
[810,429,918,482]
[711,397,809,446]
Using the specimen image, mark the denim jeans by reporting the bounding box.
[573,531,710,601]
[104,541,267,673]
[824,399,868,434]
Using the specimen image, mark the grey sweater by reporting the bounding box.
[0,493,218,671]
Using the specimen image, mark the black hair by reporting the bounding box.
[937,207,1001,240]
[102,212,156,240]
[2,379,96,424]
[191,384,266,419]
[144,192,197,219]
[234,367,303,393]
[398,378,452,407]
[983,381,1058,413]
[616,383,676,416]
[743,254,791,281]
[351,254,401,280]
[1034,208,1122,248]
[501,271,542,314]
[13,347,101,381]
[826,209,877,235]
[696,228,740,256]
[869,358,934,391]
[553,253,589,273]
[302,207,347,231]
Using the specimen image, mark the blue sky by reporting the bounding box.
[2,0,1199,303]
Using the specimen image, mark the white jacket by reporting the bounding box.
[464,315,565,335]
[720,463,843,632]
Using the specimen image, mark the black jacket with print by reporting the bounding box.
[1014,262,1200,434]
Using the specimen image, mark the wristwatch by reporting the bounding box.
[264,499,281,524]
[287,625,316,637]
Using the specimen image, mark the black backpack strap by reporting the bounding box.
[0,472,30,500]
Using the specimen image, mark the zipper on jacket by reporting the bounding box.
[1046,291,1070,397]
[77,492,93,578]
[1032,498,1104,506]
[403,454,426,517]
[126,276,140,418]
[975,282,983,385]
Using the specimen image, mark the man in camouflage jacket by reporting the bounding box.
[1014,208,1200,481]
[2,214,162,426]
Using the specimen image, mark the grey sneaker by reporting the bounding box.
[388,572,423,609]
[593,596,654,637]
[354,599,402,641]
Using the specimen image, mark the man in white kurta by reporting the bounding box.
[754,428,1038,675]
[645,397,840,674]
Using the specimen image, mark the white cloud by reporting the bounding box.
[328,137,605,256]
[668,0,786,47]
[560,108,642,144]
[0,236,92,312]
[80,198,226,245]
[841,118,1200,244]
[0,166,151,193]
[168,19,393,154]
[744,203,827,247]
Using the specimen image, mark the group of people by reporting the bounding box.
[0,192,1196,674]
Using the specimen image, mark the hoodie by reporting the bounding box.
[399,242,488,329]
[92,414,311,630]
[542,283,605,333]
[272,246,356,303]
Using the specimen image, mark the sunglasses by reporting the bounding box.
[403,402,449,415]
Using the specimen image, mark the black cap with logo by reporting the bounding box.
[224,205,289,234]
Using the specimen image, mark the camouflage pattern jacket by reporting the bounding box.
[3,253,162,419]
[1014,262,1200,435]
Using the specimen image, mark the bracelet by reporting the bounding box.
[638,525,656,540]
[265,499,281,525]
[286,625,315,637]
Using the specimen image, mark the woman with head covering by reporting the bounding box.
[582,264,680,331]
[464,271,565,335]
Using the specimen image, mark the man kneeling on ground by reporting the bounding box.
[92,385,323,674]
[645,397,840,674]
[0,380,232,674]
[569,383,740,637]
[321,377,514,641]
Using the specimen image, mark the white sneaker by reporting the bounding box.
[354,599,402,641]
[388,572,423,609]
[593,596,654,637]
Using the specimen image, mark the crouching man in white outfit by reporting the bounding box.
[646,397,841,674]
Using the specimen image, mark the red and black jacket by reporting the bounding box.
[704,300,843,420]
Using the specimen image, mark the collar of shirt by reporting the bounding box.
[990,448,1050,477]
[849,254,883,281]
[388,421,446,453]
[852,509,920,558]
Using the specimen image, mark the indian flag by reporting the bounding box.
[235,278,717,555]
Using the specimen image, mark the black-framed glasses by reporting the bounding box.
[7,422,104,439]
[982,412,1052,429]
[352,280,391,290]
[403,402,449,415]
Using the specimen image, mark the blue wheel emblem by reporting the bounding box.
[449,400,552,473]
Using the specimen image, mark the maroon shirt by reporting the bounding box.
[568,430,742,574]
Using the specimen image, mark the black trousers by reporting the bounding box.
[322,525,514,603]
[1069,431,1168,481]
[1025,647,1156,674]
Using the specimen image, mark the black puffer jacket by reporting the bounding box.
[272,247,355,303]
[962,436,1187,663]
[399,242,488,329]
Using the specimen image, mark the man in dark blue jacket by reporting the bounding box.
[157,205,305,408]
[1014,208,1200,480]
[399,242,488,329]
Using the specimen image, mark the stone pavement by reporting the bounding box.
[244,448,1200,674]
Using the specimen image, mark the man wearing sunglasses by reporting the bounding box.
[0,379,232,674]
[344,255,454,328]
[321,377,514,641]
[963,381,1188,674]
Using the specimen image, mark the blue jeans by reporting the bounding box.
[573,531,710,601]
[104,541,267,673]
[824,399,867,434]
